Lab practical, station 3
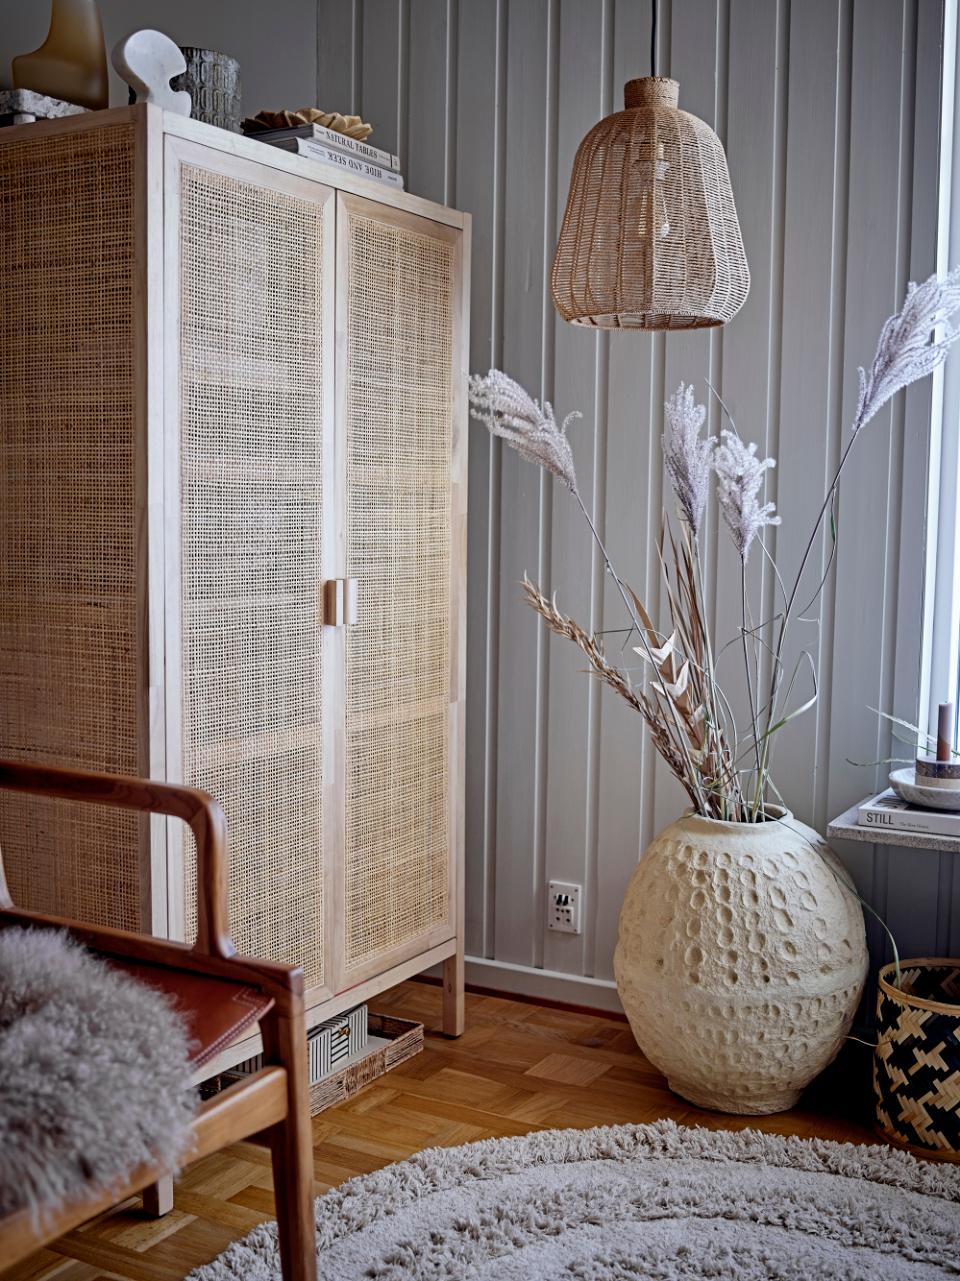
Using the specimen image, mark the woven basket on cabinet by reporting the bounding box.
[874,958,960,1161]
[552,77,749,331]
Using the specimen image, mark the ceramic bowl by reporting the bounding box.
[889,767,960,811]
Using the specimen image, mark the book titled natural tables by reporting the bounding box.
[245,122,405,190]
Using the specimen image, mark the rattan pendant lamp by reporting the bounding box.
[551,2,749,331]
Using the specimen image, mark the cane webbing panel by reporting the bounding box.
[0,124,141,929]
[343,211,454,970]
[179,164,325,985]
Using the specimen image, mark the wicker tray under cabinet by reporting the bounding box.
[309,1015,423,1115]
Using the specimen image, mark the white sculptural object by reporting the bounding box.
[111,30,191,116]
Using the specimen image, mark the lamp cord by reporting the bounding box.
[651,0,658,77]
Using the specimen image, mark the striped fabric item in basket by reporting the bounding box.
[874,958,960,1160]
[228,1005,367,1086]
[308,1006,368,1080]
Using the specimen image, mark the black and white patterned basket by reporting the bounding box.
[874,958,960,1161]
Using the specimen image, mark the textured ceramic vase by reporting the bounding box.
[613,810,868,1114]
[173,48,241,132]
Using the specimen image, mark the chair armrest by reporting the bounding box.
[0,761,233,959]
[0,904,305,1008]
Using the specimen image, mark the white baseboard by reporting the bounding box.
[460,955,624,1014]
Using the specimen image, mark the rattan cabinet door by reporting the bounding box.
[164,139,335,1000]
[0,120,146,931]
[336,194,465,988]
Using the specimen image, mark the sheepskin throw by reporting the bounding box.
[192,1120,960,1280]
[0,927,196,1221]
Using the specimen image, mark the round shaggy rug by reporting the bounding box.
[192,1120,960,1280]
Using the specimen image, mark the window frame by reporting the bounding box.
[921,0,960,751]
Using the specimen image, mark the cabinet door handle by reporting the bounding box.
[323,578,359,626]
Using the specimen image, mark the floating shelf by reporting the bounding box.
[828,803,960,854]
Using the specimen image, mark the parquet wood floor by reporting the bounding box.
[4,980,876,1281]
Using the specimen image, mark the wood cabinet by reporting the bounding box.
[0,106,469,1065]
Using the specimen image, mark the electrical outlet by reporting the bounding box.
[548,880,582,934]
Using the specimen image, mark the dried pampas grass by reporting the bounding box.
[472,270,960,822]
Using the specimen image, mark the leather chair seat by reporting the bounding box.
[108,957,273,1068]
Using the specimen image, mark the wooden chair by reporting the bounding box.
[0,761,316,1280]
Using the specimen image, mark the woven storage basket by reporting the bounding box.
[874,958,960,1161]
[308,1014,422,1115]
[552,77,749,330]
[216,1014,423,1117]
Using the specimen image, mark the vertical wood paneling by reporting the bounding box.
[321,0,947,999]
[871,2,919,956]
[0,0,319,112]
[825,1,918,941]
[886,846,946,957]
[456,0,500,957]
[317,1,357,111]
[493,0,551,967]
[811,0,855,841]
[717,0,786,818]
[655,0,723,838]
[593,0,657,980]
[542,0,605,976]
[774,0,849,829]
[531,0,560,972]
[895,0,945,759]
[407,5,449,212]
[849,1,947,967]
[359,0,402,155]
[935,853,954,955]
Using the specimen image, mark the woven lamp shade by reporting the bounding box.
[552,77,749,331]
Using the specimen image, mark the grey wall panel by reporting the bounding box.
[325,0,949,999]
[317,1,358,111]
[591,0,658,982]
[492,0,552,969]
[8,0,945,997]
[407,0,450,203]
[715,0,785,814]
[0,0,318,117]
[825,1,925,963]
[542,0,604,978]
[455,0,501,960]
[359,0,403,157]
[656,0,722,841]
[773,0,851,834]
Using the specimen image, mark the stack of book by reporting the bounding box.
[857,789,960,838]
[247,122,404,190]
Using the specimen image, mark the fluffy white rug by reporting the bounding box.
[192,1119,960,1280]
[0,927,196,1221]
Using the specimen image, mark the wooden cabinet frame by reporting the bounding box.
[0,104,470,1065]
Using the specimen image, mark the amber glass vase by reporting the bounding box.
[12,0,108,110]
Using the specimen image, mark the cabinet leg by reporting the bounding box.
[442,949,465,1037]
[142,1175,174,1217]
